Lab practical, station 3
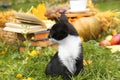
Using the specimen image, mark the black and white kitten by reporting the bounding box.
[45,14,83,80]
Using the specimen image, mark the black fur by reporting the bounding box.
[45,52,72,80]
[45,14,83,80]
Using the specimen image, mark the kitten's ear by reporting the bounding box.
[60,14,69,23]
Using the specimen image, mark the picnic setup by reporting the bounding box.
[0,0,120,80]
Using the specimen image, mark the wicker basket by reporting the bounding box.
[0,11,18,44]
[0,27,17,44]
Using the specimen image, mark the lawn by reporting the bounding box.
[0,0,120,80]
[0,40,120,80]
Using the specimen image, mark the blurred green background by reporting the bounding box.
[0,0,120,11]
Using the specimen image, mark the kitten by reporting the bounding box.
[45,14,83,80]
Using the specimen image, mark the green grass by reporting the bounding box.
[0,40,120,80]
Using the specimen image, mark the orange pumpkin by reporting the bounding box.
[70,16,102,40]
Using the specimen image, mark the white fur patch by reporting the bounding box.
[58,35,82,74]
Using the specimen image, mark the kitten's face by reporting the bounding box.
[48,23,68,42]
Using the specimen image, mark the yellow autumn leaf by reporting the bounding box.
[31,3,47,20]
[29,50,39,56]
[37,3,46,13]
[83,60,92,66]
[32,7,38,15]
[1,50,6,55]
[27,77,32,80]
[16,73,22,79]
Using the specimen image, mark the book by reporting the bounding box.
[15,12,46,26]
[4,22,47,33]
[3,12,54,33]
